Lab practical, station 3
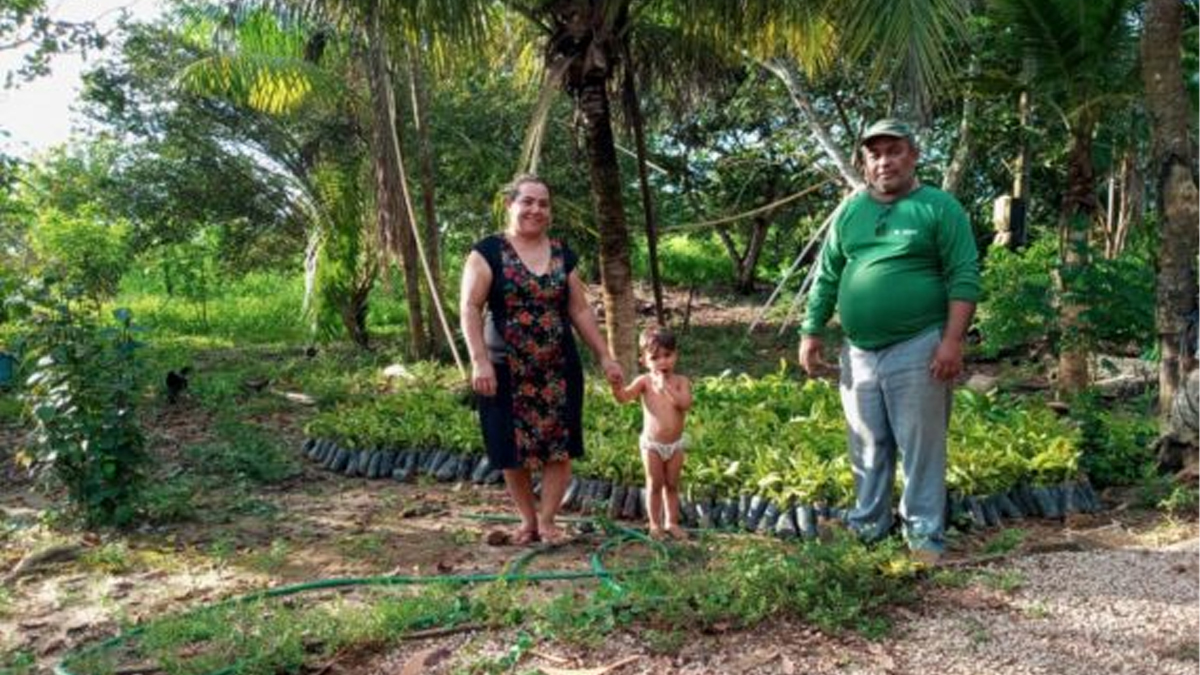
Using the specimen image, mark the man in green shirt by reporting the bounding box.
[798,119,980,565]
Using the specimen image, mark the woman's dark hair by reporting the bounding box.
[639,325,677,353]
[501,173,551,201]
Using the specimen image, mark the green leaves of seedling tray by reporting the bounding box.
[305,364,1082,506]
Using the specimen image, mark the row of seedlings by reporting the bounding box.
[300,437,1101,538]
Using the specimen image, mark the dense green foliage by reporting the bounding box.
[1073,391,1159,488]
[978,234,1157,357]
[29,206,132,312]
[10,283,146,527]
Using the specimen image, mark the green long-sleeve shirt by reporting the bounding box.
[801,185,980,350]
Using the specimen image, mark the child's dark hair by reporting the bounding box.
[639,325,677,353]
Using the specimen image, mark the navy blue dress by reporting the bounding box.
[472,234,585,470]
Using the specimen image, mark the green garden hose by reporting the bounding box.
[54,517,665,675]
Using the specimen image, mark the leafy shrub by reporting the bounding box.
[1074,249,1156,354]
[305,383,479,454]
[12,281,146,527]
[976,238,1056,357]
[30,207,131,312]
[1074,391,1158,488]
[978,234,1156,357]
[948,390,1082,492]
[632,234,730,287]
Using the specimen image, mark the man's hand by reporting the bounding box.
[798,336,826,377]
[471,359,497,397]
[929,337,964,381]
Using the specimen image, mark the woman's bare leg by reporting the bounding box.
[503,468,539,543]
[538,459,572,543]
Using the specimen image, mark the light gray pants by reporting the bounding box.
[839,327,950,553]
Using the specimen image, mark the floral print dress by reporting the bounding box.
[472,234,584,470]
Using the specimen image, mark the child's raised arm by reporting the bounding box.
[611,374,646,404]
[663,375,693,411]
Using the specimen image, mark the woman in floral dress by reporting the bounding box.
[460,174,623,545]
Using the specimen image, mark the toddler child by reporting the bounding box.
[612,326,693,539]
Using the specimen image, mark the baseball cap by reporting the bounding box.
[861,118,914,144]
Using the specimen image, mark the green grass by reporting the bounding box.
[117,268,419,349]
[982,528,1028,556]
[0,650,36,675]
[68,534,917,675]
[979,569,1026,594]
[534,531,917,643]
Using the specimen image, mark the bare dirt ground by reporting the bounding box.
[2,289,1197,674]
[4,427,1197,675]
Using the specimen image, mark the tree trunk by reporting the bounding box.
[736,216,771,294]
[1006,73,1034,251]
[366,0,427,359]
[1100,151,1140,259]
[1056,127,1096,394]
[406,40,444,353]
[1143,0,1200,414]
[1102,169,1117,259]
[1116,151,1142,254]
[578,73,637,374]
[760,58,865,191]
[942,59,977,195]
[621,53,664,325]
[342,280,372,350]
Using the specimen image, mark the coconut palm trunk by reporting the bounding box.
[578,72,638,374]
[405,42,444,354]
[1056,126,1097,393]
[1143,0,1200,413]
[365,0,428,358]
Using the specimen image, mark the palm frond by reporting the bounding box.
[178,54,340,115]
[988,0,1140,109]
[176,5,348,115]
[674,0,836,74]
[835,0,970,116]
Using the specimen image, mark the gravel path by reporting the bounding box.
[363,536,1200,675]
[889,544,1199,675]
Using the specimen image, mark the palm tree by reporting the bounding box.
[1142,0,1199,413]
[508,1,640,371]
[989,0,1141,393]
[402,38,446,353]
[685,0,971,188]
[253,0,488,364]
[506,0,974,368]
[177,7,380,348]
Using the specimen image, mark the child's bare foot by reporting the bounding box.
[665,525,688,541]
[648,526,666,540]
